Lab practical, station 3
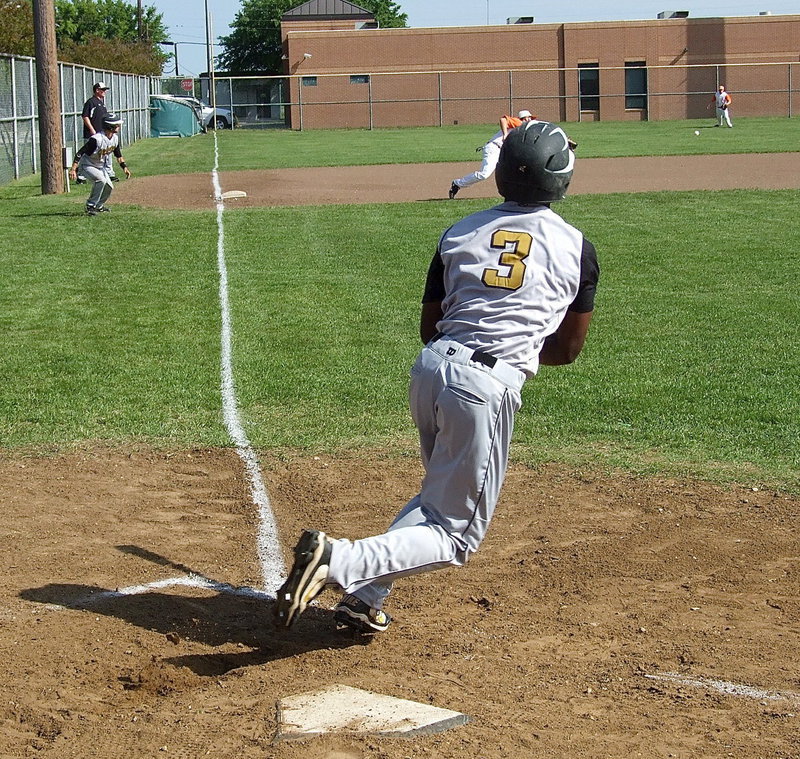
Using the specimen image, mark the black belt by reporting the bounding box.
[430,333,497,369]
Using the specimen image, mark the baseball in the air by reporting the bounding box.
[694,130,700,135]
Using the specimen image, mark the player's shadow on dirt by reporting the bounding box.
[19,582,372,676]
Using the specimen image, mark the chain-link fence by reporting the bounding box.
[3,57,797,184]
[0,53,157,185]
[163,61,797,131]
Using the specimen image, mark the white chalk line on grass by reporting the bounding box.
[40,136,284,616]
[211,132,285,592]
[645,672,800,705]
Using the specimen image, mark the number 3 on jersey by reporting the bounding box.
[482,230,532,291]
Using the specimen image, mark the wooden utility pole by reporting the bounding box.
[32,0,64,194]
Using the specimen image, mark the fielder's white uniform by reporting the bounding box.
[327,201,599,610]
[714,89,733,127]
[76,131,120,211]
[452,129,506,189]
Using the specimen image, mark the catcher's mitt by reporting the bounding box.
[721,104,728,110]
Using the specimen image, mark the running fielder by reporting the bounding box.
[275,120,600,634]
[448,109,535,198]
[69,113,131,215]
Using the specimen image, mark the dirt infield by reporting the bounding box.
[114,152,800,209]
[3,157,799,758]
[2,449,798,758]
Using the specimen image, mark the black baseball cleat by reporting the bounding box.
[274,530,333,628]
[110,176,119,182]
[85,205,98,216]
[97,206,111,212]
[334,594,392,633]
[76,177,87,184]
[448,182,460,199]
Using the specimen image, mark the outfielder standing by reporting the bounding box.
[276,120,599,634]
[448,110,535,198]
[709,84,733,127]
[69,113,131,215]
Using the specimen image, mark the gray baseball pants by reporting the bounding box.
[327,336,525,609]
[80,162,113,209]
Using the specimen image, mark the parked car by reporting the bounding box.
[169,94,239,129]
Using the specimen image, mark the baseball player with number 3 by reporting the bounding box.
[275,120,599,635]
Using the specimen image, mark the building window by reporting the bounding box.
[301,76,317,87]
[350,75,370,85]
[625,62,648,109]
[578,63,600,111]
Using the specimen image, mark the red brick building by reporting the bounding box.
[281,1,800,128]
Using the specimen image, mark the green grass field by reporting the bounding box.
[1,119,798,489]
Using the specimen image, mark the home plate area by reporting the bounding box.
[276,685,468,741]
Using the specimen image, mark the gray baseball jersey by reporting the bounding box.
[76,131,120,173]
[326,201,598,611]
[425,201,598,377]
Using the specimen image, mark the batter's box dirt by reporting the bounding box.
[1,448,798,758]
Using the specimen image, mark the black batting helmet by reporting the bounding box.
[102,112,123,129]
[495,120,575,203]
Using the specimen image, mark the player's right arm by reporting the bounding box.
[69,137,98,179]
[81,103,97,135]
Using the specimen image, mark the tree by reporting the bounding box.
[55,0,168,44]
[217,0,407,74]
[59,37,167,75]
[0,0,36,56]
[54,0,169,75]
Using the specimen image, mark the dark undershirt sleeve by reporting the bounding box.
[75,137,99,159]
[568,238,599,313]
[421,249,446,303]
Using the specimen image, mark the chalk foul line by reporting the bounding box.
[212,132,285,592]
[645,672,800,705]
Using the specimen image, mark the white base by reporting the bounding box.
[276,684,468,741]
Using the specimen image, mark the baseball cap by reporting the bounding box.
[94,81,110,91]
[518,109,532,118]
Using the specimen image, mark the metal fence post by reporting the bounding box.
[11,57,20,179]
[438,72,443,127]
[368,74,373,130]
[790,63,793,118]
[298,78,304,132]
[508,70,513,114]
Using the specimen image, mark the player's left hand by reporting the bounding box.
[123,167,131,179]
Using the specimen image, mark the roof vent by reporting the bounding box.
[657,10,689,18]
[507,16,535,24]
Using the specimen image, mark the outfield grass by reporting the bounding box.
[124,116,800,176]
[1,121,798,489]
